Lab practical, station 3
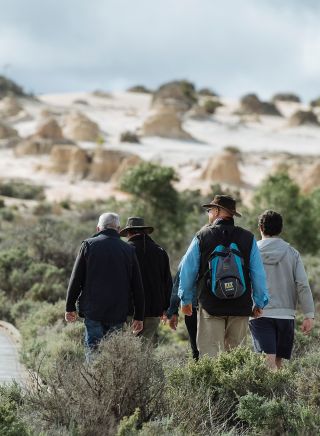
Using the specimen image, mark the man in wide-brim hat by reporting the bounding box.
[178,194,269,358]
[121,217,172,345]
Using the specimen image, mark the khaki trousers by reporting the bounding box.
[197,307,248,357]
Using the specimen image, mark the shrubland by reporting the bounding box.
[0,166,320,435]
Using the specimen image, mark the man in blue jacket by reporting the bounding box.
[178,195,269,357]
[65,212,145,357]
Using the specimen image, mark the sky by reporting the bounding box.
[1,0,320,100]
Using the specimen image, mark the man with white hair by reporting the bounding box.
[65,212,145,355]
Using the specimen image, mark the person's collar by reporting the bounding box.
[128,233,151,241]
[213,217,234,226]
[261,234,282,240]
[93,228,120,238]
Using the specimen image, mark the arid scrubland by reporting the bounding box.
[1,77,320,435]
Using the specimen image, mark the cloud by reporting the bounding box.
[0,0,319,100]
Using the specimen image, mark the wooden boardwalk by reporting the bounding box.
[0,323,26,385]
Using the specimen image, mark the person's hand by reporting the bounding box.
[181,304,193,316]
[169,314,178,330]
[252,306,263,318]
[65,311,77,323]
[301,318,314,335]
[160,312,168,324]
[132,319,143,335]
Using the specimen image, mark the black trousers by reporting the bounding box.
[184,307,199,360]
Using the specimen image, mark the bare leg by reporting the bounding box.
[265,354,277,370]
[275,357,283,369]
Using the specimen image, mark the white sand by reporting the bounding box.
[0,91,319,202]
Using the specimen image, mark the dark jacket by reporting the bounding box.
[66,228,144,323]
[127,234,172,317]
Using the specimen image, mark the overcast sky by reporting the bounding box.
[1,0,320,100]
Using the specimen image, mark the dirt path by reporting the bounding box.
[0,321,26,385]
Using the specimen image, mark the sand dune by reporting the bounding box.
[0,91,319,202]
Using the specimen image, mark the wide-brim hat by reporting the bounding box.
[120,217,154,237]
[202,194,242,217]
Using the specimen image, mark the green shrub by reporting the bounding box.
[60,199,71,210]
[292,314,320,358]
[170,347,290,398]
[168,348,293,433]
[0,75,26,97]
[237,392,320,434]
[117,412,182,436]
[120,131,140,143]
[24,331,165,434]
[249,172,319,253]
[303,255,320,300]
[127,85,151,94]
[33,202,52,216]
[0,248,32,299]
[24,263,66,303]
[10,299,41,325]
[203,99,222,114]
[310,97,320,107]
[0,290,12,322]
[0,384,29,436]
[0,208,15,222]
[0,248,66,303]
[0,180,44,200]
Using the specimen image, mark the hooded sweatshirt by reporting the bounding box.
[257,238,314,319]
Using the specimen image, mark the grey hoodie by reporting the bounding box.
[257,238,314,318]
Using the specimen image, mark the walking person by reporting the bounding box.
[65,213,145,358]
[120,217,172,345]
[249,210,315,369]
[166,267,199,360]
[178,195,269,358]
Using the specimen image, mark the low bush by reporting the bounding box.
[0,180,44,200]
[237,392,320,434]
[310,97,320,107]
[0,208,15,221]
[0,249,66,303]
[120,130,140,143]
[0,383,29,436]
[127,85,151,94]
[0,290,12,322]
[167,347,293,433]
[248,172,320,253]
[24,331,166,435]
[203,99,223,114]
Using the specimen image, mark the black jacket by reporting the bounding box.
[66,229,144,323]
[127,234,172,317]
[197,219,254,316]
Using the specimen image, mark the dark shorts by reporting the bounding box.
[249,317,295,360]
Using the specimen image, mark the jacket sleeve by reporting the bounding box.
[178,237,200,306]
[249,238,269,308]
[166,268,181,318]
[131,251,145,321]
[162,250,173,312]
[295,253,315,318]
[66,242,88,312]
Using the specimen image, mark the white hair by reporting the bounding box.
[97,212,120,230]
